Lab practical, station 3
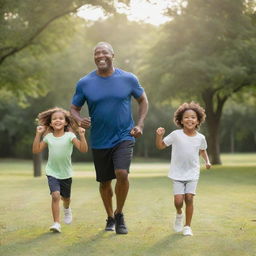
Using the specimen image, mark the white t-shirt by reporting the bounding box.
[163,129,207,181]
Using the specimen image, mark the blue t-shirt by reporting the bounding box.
[72,68,144,149]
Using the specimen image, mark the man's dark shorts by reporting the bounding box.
[47,175,72,198]
[92,140,135,182]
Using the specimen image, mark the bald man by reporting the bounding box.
[70,42,148,235]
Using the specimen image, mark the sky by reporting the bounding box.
[77,0,173,26]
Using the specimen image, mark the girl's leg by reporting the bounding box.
[174,194,184,214]
[184,193,194,226]
[51,191,61,223]
[62,197,71,209]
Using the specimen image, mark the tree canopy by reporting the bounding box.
[0,0,129,100]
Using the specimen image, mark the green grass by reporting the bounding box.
[0,154,256,256]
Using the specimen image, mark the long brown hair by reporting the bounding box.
[36,107,79,133]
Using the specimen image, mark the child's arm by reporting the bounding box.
[72,127,88,153]
[32,126,47,154]
[200,149,211,169]
[155,127,167,150]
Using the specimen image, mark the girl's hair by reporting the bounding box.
[173,102,206,129]
[36,107,79,132]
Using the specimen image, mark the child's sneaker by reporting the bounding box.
[183,226,193,236]
[173,213,183,232]
[63,207,72,224]
[49,222,61,233]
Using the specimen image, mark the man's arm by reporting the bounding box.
[130,92,149,138]
[70,104,91,129]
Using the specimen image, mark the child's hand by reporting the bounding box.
[36,126,46,134]
[78,127,86,136]
[206,162,211,169]
[156,127,165,136]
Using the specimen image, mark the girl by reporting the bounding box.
[155,102,211,236]
[32,107,88,233]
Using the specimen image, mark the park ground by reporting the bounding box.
[0,153,255,256]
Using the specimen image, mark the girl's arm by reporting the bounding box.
[32,126,47,154]
[200,149,211,169]
[72,127,88,153]
[155,127,167,150]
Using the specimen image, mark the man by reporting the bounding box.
[70,42,148,235]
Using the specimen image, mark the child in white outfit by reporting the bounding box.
[156,102,211,236]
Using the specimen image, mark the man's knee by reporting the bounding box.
[100,180,112,190]
[115,169,128,183]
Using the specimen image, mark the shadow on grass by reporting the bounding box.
[53,230,112,256]
[0,231,57,256]
[143,233,184,256]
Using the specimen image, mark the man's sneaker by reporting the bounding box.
[173,213,183,232]
[115,213,128,234]
[63,207,72,224]
[105,216,115,231]
[49,222,61,233]
[183,226,193,236]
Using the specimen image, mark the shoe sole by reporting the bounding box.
[105,228,115,231]
[64,220,72,224]
[174,228,183,232]
[115,229,128,234]
[50,227,61,233]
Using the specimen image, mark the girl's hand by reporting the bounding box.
[206,162,211,169]
[36,126,46,134]
[156,127,165,136]
[78,127,85,135]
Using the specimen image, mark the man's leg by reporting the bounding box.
[99,180,114,217]
[114,169,129,214]
[112,141,134,234]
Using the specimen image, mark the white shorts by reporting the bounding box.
[172,180,198,195]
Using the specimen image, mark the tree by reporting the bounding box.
[0,0,131,100]
[142,0,256,164]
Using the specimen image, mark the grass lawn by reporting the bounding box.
[0,153,256,256]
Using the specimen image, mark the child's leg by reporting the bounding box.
[184,193,194,226]
[62,197,71,209]
[184,180,198,226]
[47,176,61,223]
[51,191,61,223]
[174,194,184,214]
[60,177,72,209]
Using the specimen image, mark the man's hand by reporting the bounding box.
[80,117,91,129]
[130,126,143,138]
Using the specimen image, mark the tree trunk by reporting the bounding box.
[206,119,222,164]
[33,153,42,177]
[202,90,227,165]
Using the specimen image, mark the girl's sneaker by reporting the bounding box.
[183,226,193,236]
[49,222,61,233]
[63,207,72,224]
[173,213,183,232]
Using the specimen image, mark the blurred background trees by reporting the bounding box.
[0,0,255,163]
